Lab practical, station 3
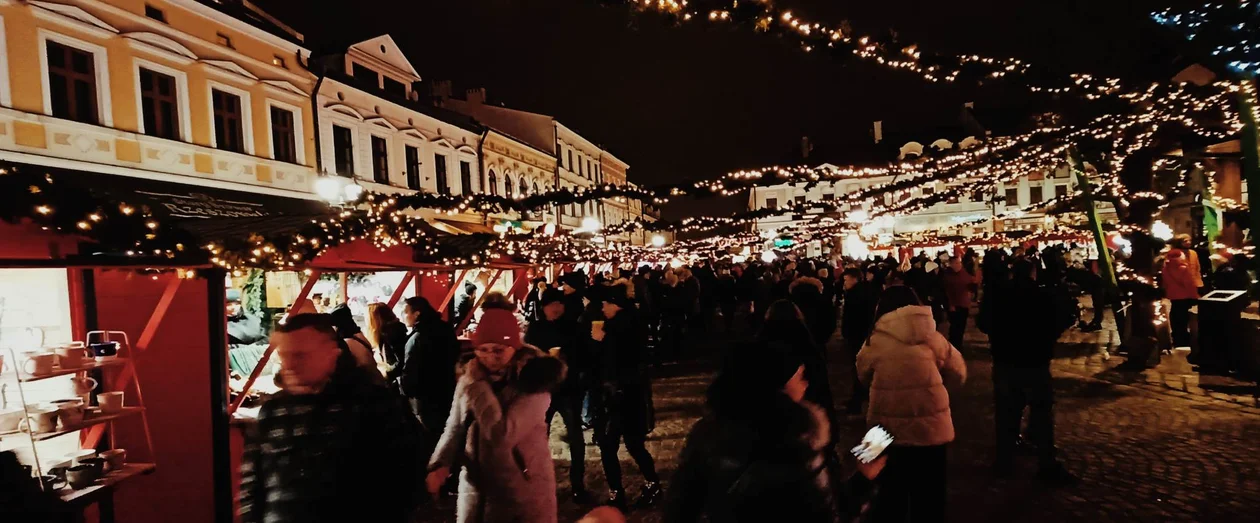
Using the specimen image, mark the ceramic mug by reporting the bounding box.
[55,346,88,369]
[65,464,98,489]
[100,449,126,471]
[54,401,85,429]
[90,342,119,359]
[98,392,124,414]
[19,407,59,434]
[21,351,56,376]
[0,409,23,432]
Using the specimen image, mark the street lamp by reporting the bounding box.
[579,217,602,233]
[651,234,666,247]
[315,176,362,205]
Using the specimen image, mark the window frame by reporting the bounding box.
[459,160,473,195]
[206,80,253,154]
[766,197,778,209]
[1029,185,1044,203]
[487,170,498,196]
[331,124,356,177]
[0,16,12,108]
[405,144,422,190]
[133,58,191,142]
[38,30,112,126]
[433,153,450,195]
[1004,187,1019,207]
[369,133,390,185]
[145,4,167,23]
[265,99,304,164]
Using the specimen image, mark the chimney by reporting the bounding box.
[466,87,486,105]
[430,80,452,102]
[872,121,883,144]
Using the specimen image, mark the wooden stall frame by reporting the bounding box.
[229,270,321,414]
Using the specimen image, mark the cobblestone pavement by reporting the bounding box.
[418,315,1260,522]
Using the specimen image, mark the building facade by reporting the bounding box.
[0,0,319,198]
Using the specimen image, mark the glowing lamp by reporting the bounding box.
[651,234,666,247]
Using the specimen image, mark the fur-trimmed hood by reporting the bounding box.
[458,344,567,394]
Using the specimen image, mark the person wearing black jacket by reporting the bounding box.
[525,288,593,504]
[714,268,739,333]
[664,340,883,523]
[790,277,838,351]
[988,260,1077,485]
[758,300,835,429]
[591,285,661,509]
[400,296,461,447]
[840,269,879,414]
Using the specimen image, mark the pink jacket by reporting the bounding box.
[858,305,967,446]
[1162,248,1203,301]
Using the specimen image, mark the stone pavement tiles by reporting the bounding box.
[416,317,1260,522]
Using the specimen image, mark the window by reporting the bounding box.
[145,4,166,22]
[488,171,498,196]
[460,161,473,194]
[332,125,354,176]
[923,186,935,195]
[766,198,778,209]
[823,192,835,201]
[269,106,297,163]
[567,150,573,171]
[1030,185,1044,203]
[138,68,178,139]
[46,40,98,124]
[434,154,449,195]
[383,77,406,97]
[586,160,592,179]
[1005,187,1019,206]
[519,177,528,196]
[272,56,286,68]
[504,175,514,198]
[371,136,389,184]
[405,145,421,190]
[216,32,233,49]
[1055,184,1068,198]
[211,89,244,153]
[533,182,540,196]
[795,195,806,205]
[352,63,379,89]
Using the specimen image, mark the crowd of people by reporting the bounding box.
[234,236,1244,523]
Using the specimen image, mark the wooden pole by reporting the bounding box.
[439,269,468,312]
[386,271,417,308]
[456,269,503,334]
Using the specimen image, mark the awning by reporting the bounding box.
[11,162,334,240]
[432,219,497,235]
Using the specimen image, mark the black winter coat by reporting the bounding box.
[524,317,584,397]
[592,307,653,437]
[400,312,461,431]
[840,281,878,343]
[664,396,870,523]
[988,280,1076,368]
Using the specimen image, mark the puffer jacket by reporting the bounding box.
[857,305,966,446]
[428,346,565,523]
[1162,248,1203,301]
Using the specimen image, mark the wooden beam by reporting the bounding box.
[229,270,321,414]
[456,269,503,334]
[386,271,417,308]
[438,269,468,312]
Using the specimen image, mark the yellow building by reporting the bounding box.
[0,0,318,198]
[481,128,557,226]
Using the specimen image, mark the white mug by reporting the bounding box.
[72,376,98,395]
[55,346,88,369]
[0,409,23,432]
[21,351,56,376]
[19,408,59,434]
[98,392,124,414]
[54,401,86,429]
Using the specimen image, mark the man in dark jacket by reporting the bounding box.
[240,313,424,523]
[713,268,739,333]
[790,277,837,351]
[453,280,478,328]
[840,268,878,414]
[592,286,661,509]
[401,296,461,445]
[525,288,593,503]
[988,260,1077,485]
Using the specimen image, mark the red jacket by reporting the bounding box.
[1162,248,1203,301]
[941,268,974,310]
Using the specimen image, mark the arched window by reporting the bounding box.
[533,182,540,196]
[519,177,529,196]
[488,171,498,196]
[504,175,514,198]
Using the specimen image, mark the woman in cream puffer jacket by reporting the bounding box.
[856,285,965,523]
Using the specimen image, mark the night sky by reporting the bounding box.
[255,0,1204,219]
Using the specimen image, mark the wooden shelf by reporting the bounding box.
[0,407,143,442]
[58,463,156,506]
[0,358,127,383]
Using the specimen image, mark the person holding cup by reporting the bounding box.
[590,284,662,510]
